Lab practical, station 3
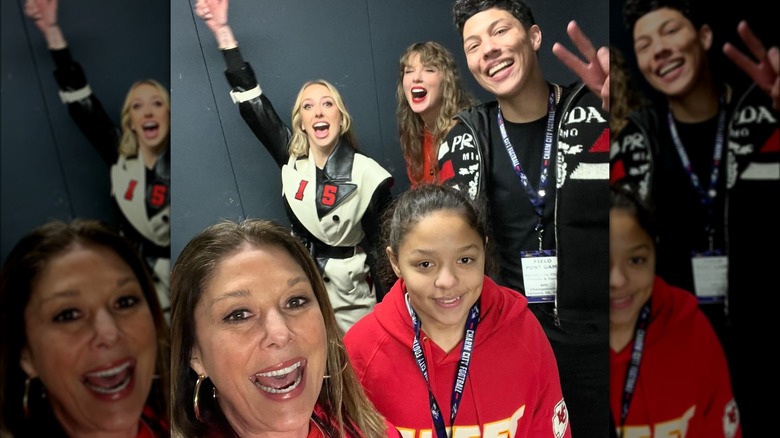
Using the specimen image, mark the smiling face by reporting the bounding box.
[190,245,327,437]
[388,210,485,344]
[127,83,170,153]
[403,53,445,122]
[609,209,655,334]
[632,7,712,98]
[462,7,541,100]
[20,243,157,436]
[299,83,343,156]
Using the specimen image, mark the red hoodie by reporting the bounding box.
[344,276,571,438]
[610,276,741,437]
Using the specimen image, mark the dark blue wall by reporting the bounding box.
[170,0,609,263]
[0,0,170,262]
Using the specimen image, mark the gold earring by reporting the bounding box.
[193,375,207,422]
[23,377,31,418]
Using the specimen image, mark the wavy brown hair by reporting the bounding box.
[170,219,388,438]
[0,219,170,437]
[396,41,476,185]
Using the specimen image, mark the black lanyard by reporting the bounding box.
[497,84,557,244]
[619,298,652,431]
[667,95,726,249]
[410,299,480,438]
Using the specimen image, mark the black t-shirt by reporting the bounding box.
[486,107,556,294]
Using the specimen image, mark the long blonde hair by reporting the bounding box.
[289,80,358,157]
[396,41,476,184]
[118,79,171,158]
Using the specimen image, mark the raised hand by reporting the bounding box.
[552,20,610,111]
[24,0,57,32]
[724,20,780,111]
[194,0,236,49]
[24,0,65,49]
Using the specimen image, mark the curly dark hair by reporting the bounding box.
[452,0,535,37]
[623,0,705,32]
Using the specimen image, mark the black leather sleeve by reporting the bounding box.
[360,176,395,302]
[221,47,291,167]
[51,48,120,165]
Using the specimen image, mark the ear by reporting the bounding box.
[190,345,207,377]
[386,246,402,278]
[19,346,37,378]
[529,24,542,52]
[699,24,713,51]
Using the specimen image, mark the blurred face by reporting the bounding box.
[462,8,541,100]
[129,83,170,152]
[299,84,343,155]
[403,53,445,121]
[388,211,485,340]
[21,243,157,436]
[609,209,655,332]
[190,245,327,437]
[632,8,712,98]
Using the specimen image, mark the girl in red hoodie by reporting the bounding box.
[345,184,570,438]
[610,186,741,437]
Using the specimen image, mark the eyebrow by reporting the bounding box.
[463,18,504,44]
[636,18,675,40]
[40,276,138,303]
[209,276,310,307]
[410,243,481,256]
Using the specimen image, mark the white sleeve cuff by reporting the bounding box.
[229,85,262,104]
[58,85,92,103]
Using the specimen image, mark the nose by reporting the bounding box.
[609,262,627,291]
[260,310,293,349]
[434,265,459,290]
[482,37,499,59]
[412,68,423,82]
[91,308,121,349]
[651,38,671,60]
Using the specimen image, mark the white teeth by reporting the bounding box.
[85,376,131,394]
[313,122,329,129]
[255,361,302,378]
[84,361,131,378]
[255,373,302,394]
[439,296,461,304]
[489,60,512,77]
[143,122,158,128]
[658,60,683,76]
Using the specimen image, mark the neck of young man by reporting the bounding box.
[668,74,720,123]
[496,72,550,123]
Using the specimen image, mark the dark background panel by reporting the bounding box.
[171,0,609,263]
[0,0,170,263]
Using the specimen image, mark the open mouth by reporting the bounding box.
[435,294,466,309]
[411,87,427,103]
[253,360,305,394]
[81,359,134,395]
[657,59,683,78]
[488,60,514,77]
[141,122,160,139]
[312,122,330,139]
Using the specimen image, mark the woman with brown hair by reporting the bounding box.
[169,218,397,437]
[0,219,170,437]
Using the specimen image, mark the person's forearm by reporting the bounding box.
[213,25,237,50]
[43,24,66,49]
